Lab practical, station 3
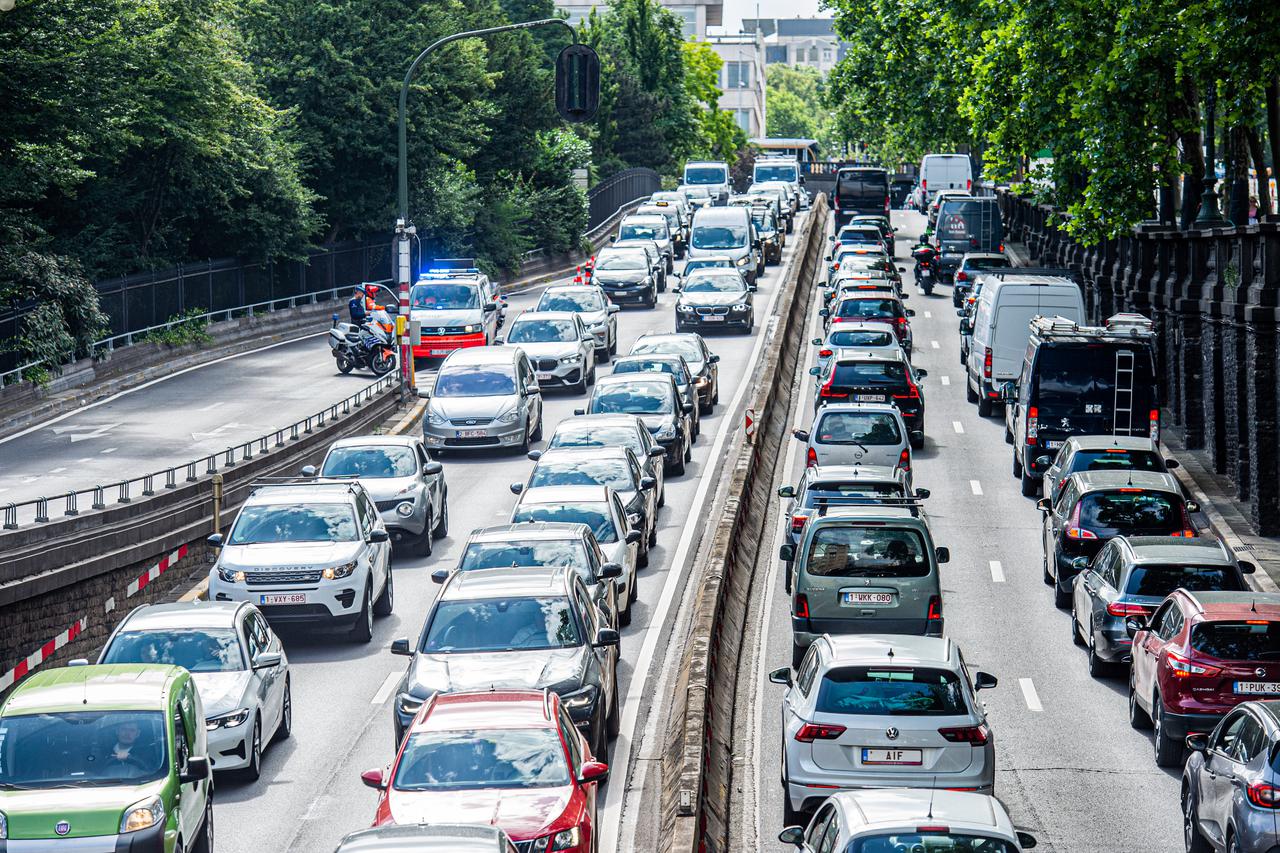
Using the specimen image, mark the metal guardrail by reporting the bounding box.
[587,167,661,231]
[1,371,398,530]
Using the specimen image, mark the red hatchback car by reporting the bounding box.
[1128,591,1280,767]
[362,690,608,852]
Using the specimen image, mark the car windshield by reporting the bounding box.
[1077,491,1183,536]
[1191,621,1280,661]
[434,366,516,397]
[684,274,744,293]
[614,359,686,383]
[814,412,903,445]
[411,283,479,310]
[1033,345,1156,418]
[805,527,930,578]
[828,329,895,348]
[550,424,643,455]
[592,383,673,415]
[633,338,703,366]
[831,362,907,387]
[508,319,577,343]
[620,222,664,241]
[512,502,617,543]
[691,225,748,250]
[1124,564,1243,597]
[850,835,1016,853]
[461,540,589,574]
[322,446,417,479]
[836,298,901,320]
[0,710,168,788]
[755,164,797,182]
[393,727,569,792]
[539,290,604,312]
[423,597,581,652]
[595,254,646,272]
[101,629,244,672]
[816,667,966,716]
[228,502,358,544]
[839,230,882,244]
[685,166,727,185]
[530,459,633,491]
[1066,449,1164,476]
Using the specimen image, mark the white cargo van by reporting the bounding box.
[683,161,731,206]
[919,154,974,206]
[963,271,1084,416]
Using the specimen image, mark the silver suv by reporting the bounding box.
[497,311,597,393]
[207,479,393,643]
[536,284,620,360]
[422,346,544,454]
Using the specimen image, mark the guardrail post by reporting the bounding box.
[142,474,155,496]
[64,492,78,517]
[276,430,286,448]
[34,497,48,523]
[304,416,313,434]
[3,504,17,529]
[207,455,217,475]
[117,481,131,504]
[167,468,178,489]
[224,447,235,467]
[290,423,300,441]
[92,486,106,510]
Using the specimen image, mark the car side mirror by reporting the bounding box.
[1035,456,1052,469]
[779,826,805,846]
[484,302,498,311]
[905,308,916,317]
[915,368,928,378]
[811,338,821,346]
[827,235,834,242]
[179,756,210,784]
[300,465,318,477]
[1164,458,1180,469]
[808,366,821,376]
[593,628,620,648]
[509,483,524,495]
[824,254,832,261]
[581,336,596,344]
[709,354,721,363]
[791,429,809,442]
[390,637,412,656]
[935,546,950,564]
[493,338,504,345]
[369,528,390,543]
[423,461,444,476]
[625,530,643,545]
[672,285,681,293]
[1186,500,1201,513]
[974,671,998,690]
[779,543,796,562]
[599,562,623,579]
[818,308,830,318]
[1185,733,1209,753]
[682,402,693,413]
[1016,831,1038,850]
[777,485,796,498]
[1035,498,1052,513]
[580,760,609,783]
[574,408,586,416]
[360,768,387,790]
[1124,616,1146,638]
[206,533,223,548]
[749,283,758,292]
[649,446,666,458]
[915,488,930,498]
[910,430,924,445]
[1240,560,1257,575]
[640,476,656,490]
[527,450,543,461]
[768,667,792,686]
[252,651,282,671]
[608,305,621,314]
[431,569,450,585]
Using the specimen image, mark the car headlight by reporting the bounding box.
[560,354,582,364]
[394,501,415,517]
[628,512,644,528]
[496,410,520,424]
[427,408,448,426]
[461,324,481,334]
[731,303,749,312]
[120,796,164,834]
[562,685,598,711]
[736,256,749,266]
[655,423,676,440]
[397,692,424,716]
[206,708,251,730]
[217,566,246,583]
[322,560,358,580]
[677,304,695,313]
[529,827,582,852]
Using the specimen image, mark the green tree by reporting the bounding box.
[766,65,839,154]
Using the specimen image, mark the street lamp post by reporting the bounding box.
[1195,90,1227,228]
[394,18,575,400]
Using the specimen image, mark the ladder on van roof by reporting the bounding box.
[1113,349,1136,435]
[978,199,995,246]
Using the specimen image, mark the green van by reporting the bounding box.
[0,664,213,852]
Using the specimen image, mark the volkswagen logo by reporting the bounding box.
[55,821,71,836]
[437,327,445,334]
[1257,667,1268,678]
[465,419,477,426]
[885,727,899,741]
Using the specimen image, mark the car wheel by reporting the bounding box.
[192,796,214,853]
[639,541,650,568]
[712,380,720,405]
[413,514,434,557]
[1043,549,1054,585]
[243,717,262,782]
[591,710,609,762]
[350,583,374,643]
[1087,625,1110,678]
[648,519,658,547]
[1004,420,1014,444]
[1053,576,1071,609]
[1182,784,1212,853]
[684,436,692,462]
[1226,833,1241,853]
[620,585,633,626]
[966,378,979,403]
[1129,675,1152,729]
[373,566,394,617]
[1154,697,1184,767]
[573,371,589,394]
[607,679,621,738]
[1012,451,1023,479]
[518,424,531,454]
[276,678,292,741]
[531,413,544,442]
[670,446,686,476]
[699,394,712,416]
[657,486,666,508]
[1071,608,1086,647]
[432,496,449,539]
[977,394,993,417]
[910,433,924,451]
[609,331,618,356]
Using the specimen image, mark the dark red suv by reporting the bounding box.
[1128,591,1280,767]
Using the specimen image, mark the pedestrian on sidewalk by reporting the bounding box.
[1249,196,1259,224]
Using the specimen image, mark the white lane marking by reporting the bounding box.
[607,215,804,853]
[50,421,122,443]
[924,311,932,319]
[50,467,66,474]
[21,477,38,484]
[370,672,400,705]
[198,402,221,411]
[100,447,118,454]
[969,479,983,495]
[1019,678,1043,712]
[940,375,950,386]
[191,422,250,441]
[0,488,7,494]
[77,457,93,463]
[989,560,1005,582]
[952,421,964,434]
[930,340,940,349]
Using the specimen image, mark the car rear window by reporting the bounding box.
[849,836,1015,853]
[816,667,966,715]
[550,424,644,455]
[1077,490,1184,536]
[835,298,902,320]
[1124,564,1244,597]
[511,502,617,543]
[815,412,902,446]
[1033,344,1156,417]
[434,366,517,397]
[805,527,930,578]
[1067,449,1164,476]
[831,362,907,387]
[962,256,1010,271]
[828,329,895,349]
[1190,621,1280,661]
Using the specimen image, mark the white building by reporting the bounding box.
[705,31,767,137]
[741,17,847,74]
[555,0,722,39]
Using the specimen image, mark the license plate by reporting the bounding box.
[854,394,886,402]
[862,748,922,766]
[260,593,306,606]
[455,429,487,438]
[842,592,895,606]
[430,349,451,356]
[1234,682,1280,694]
[536,372,554,381]
[1045,440,1064,449]
[702,315,725,322]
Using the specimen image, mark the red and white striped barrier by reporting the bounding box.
[0,618,87,692]
[126,544,188,599]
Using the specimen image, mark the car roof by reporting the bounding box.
[824,322,894,336]
[1119,536,1232,565]
[1066,435,1158,452]
[1070,470,1180,493]
[808,464,904,483]
[614,353,685,365]
[337,824,511,853]
[543,284,605,296]
[440,565,571,600]
[685,254,734,263]
[511,310,578,323]
[245,482,360,505]
[1248,701,1280,728]
[594,372,676,390]
[623,213,667,223]
[554,414,644,430]
[836,789,1012,834]
[441,346,520,367]
[819,505,921,523]
[1184,591,1280,619]
[960,252,1008,262]
[416,690,555,733]
[467,522,591,542]
[518,485,612,504]
[814,402,903,416]
[120,601,246,631]
[821,633,954,666]
[329,434,419,450]
[4,664,184,714]
[635,332,704,347]
[832,348,907,365]
[535,446,630,463]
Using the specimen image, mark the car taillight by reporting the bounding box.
[894,381,921,402]
[1026,406,1039,444]
[806,447,817,468]
[795,722,846,742]
[819,374,848,400]
[1248,783,1280,809]
[1150,408,1160,443]
[791,513,809,532]
[793,593,810,617]
[1167,651,1221,678]
[983,347,992,380]
[895,316,908,340]
[819,348,833,357]
[1065,502,1098,540]
[921,179,927,190]
[884,195,890,211]
[956,271,968,282]
[1106,602,1150,617]
[927,595,942,621]
[966,178,972,191]
[898,447,911,472]
[938,724,989,745]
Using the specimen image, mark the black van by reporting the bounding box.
[1001,313,1159,496]
[833,167,890,228]
[933,196,1003,283]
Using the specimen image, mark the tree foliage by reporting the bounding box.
[766,65,839,155]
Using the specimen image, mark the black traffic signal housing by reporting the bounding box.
[555,43,600,123]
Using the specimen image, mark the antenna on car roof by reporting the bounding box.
[1252,598,1259,614]
[927,778,937,819]
[886,647,894,660]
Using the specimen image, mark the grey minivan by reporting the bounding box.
[781,505,948,667]
[422,346,544,454]
[687,205,763,285]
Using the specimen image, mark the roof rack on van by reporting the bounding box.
[982,267,1077,282]
[1029,312,1156,342]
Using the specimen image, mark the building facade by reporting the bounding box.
[742,17,847,73]
[705,32,767,137]
[555,0,722,38]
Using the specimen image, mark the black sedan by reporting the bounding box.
[673,269,754,333]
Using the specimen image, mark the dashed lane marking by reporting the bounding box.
[990,561,1005,582]
[371,672,400,705]
[952,421,964,434]
[924,310,932,318]
[1019,678,1043,711]
[931,340,940,349]
[940,376,950,386]
[50,467,66,474]
[101,447,118,454]
[969,480,983,495]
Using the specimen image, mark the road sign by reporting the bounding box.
[745,407,756,442]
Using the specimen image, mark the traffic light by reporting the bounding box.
[555,43,600,123]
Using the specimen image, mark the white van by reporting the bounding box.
[963,272,1084,416]
[683,161,731,206]
[919,154,974,206]
[687,205,763,284]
